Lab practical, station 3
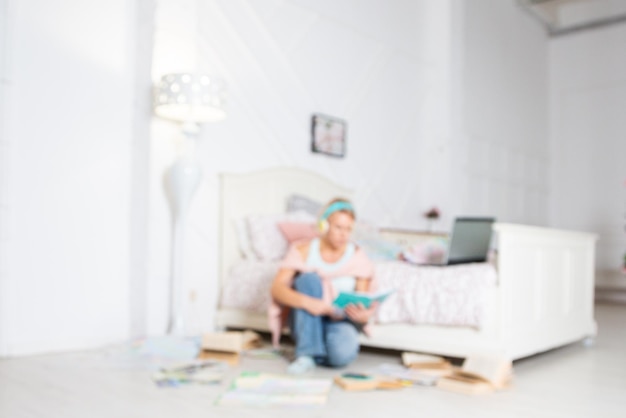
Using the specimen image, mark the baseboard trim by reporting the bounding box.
[1,335,129,358]
[596,269,626,289]
[595,286,626,305]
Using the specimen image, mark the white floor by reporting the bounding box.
[1,303,625,418]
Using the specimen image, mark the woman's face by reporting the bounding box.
[324,211,354,249]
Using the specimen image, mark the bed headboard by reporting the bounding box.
[219,167,352,286]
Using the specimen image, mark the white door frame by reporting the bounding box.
[0,0,11,357]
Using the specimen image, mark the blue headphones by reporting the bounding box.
[318,201,354,233]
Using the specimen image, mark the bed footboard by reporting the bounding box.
[493,223,597,359]
[360,223,597,360]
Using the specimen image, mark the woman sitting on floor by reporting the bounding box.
[269,198,377,374]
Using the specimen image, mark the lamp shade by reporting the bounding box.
[154,73,226,123]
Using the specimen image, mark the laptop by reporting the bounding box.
[423,217,495,266]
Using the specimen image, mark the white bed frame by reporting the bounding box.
[217,167,598,360]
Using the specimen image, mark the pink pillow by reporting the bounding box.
[277,222,319,243]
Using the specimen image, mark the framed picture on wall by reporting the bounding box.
[311,113,346,158]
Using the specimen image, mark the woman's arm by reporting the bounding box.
[270,268,333,316]
[354,277,371,292]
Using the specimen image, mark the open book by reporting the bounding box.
[436,352,513,395]
[334,373,405,391]
[401,352,453,376]
[332,289,394,309]
[199,330,262,365]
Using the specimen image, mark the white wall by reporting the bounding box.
[453,0,550,225]
[129,0,156,341]
[0,0,147,356]
[549,23,626,287]
[0,0,10,355]
[147,0,457,335]
[2,0,608,353]
[145,0,560,336]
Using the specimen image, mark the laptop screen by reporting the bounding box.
[447,217,495,264]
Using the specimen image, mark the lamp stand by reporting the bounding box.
[166,124,202,336]
[153,72,226,336]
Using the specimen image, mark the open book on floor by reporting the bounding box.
[199,330,262,365]
[332,289,394,309]
[436,352,513,395]
[334,373,406,391]
[401,352,453,376]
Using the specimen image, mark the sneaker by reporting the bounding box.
[287,356,315,375]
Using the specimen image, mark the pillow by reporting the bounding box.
[233,218,257,259]
[247,211,316,261]
[286,194,322,217]
[277,221,319,243]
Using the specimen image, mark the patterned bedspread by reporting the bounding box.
[373,261,497,328]
[220,260,497,329]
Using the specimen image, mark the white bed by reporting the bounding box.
[216,167,598,360]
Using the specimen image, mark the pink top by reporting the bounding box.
[267,240,376,347]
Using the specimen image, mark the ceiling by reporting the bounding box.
[518,0,626,36]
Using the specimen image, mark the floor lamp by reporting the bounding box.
[153,73,226,335]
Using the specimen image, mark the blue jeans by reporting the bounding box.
[290,272,360,367]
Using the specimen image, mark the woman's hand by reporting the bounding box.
[304,297,334,317]
[344,301,378,324]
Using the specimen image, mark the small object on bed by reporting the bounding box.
[400,238,448,264]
